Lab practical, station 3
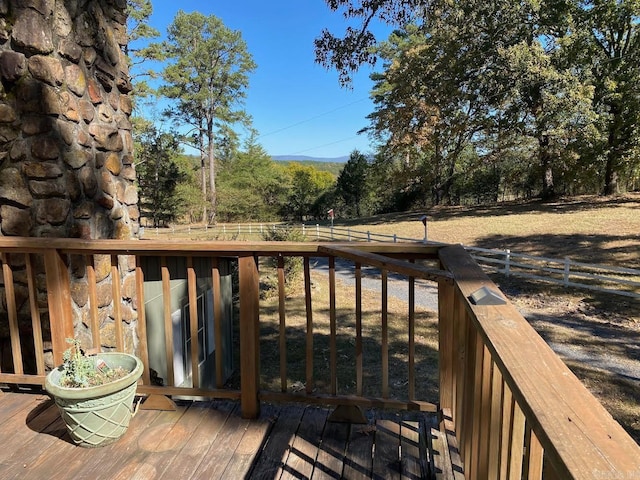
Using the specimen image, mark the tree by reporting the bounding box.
[283,163,335,221]
[158,11,256,222]
[135,127,185,227]
[318,0,598,202]
[217,141,289,222]
[570,0,640,195]
[335,150,371,217]
[126,0,164,107]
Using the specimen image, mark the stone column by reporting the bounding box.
[0,0,139,367]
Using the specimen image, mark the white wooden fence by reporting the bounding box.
[141,222,640,299]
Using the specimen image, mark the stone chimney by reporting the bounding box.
[0,0,139,366]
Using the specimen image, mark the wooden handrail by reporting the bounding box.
[439,244,640,479]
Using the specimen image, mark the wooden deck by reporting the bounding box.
[0,389,463,480]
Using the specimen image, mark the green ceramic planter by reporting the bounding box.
[45,352,143,448]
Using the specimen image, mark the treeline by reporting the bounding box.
[130,1,640,226]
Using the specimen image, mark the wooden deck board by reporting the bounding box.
[0,390,464,480]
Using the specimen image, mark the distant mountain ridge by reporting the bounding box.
[271,155,349,163]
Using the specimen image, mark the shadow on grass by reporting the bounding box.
[257,301,440,405]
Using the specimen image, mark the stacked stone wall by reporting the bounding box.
[0,0,138,367]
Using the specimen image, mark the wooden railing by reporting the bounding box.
[0,237,638,479]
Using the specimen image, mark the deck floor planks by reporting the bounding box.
[120,399,222,479]
[342,410,376,480]
[221,403,280,479]
[280,405,329,480]
[185,402,253,477]
[0,391,464,480]
[310,417,350,479]
[373,411,403,480]
[247,403,307,480]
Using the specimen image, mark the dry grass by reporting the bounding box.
[256,269,440,404]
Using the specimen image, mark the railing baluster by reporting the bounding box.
[44,249,74,366]
[523,424,544,480]
[161,256,174,386]
[329,255,337,396]
[86,255,100,350]
[507,398,526,480]
[304,256,313,395]
[438,278,455,411]
[487,362,504,479]
[469,329,485,479]
[212,257,224,389]
[239,255,260,418]
[461,314,477,469]
[381,268,388,399]
[277,255,287,392]
[1,253,23,374]
[500,385,514,480]
[135,256,151,385]
[355,262,363,396]
[187,256,199,389]
[25,254,45,375]
[110,255,124,352]
[408,271,415,400]
[477,343,494,479]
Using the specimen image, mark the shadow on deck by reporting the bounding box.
[0,389,463,480]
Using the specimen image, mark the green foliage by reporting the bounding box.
[135,126,185,227]
[60,339,127,388]
[335,150,372,217]
[217,143,289,222]
[317,0,640,205]
[282,163,336,221]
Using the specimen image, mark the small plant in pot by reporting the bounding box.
[45,338,143,448]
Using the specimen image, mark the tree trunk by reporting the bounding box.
[539,135,555,201]
[208,123,216,224]
[603,103,622,196]
[200,147,207,222]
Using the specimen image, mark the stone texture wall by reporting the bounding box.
[0,0,139,367]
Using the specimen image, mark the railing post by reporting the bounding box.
[44,249,75,366]
[238,255,260,418]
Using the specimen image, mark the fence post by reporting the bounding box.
[564,257,570,287]
[367,231,371,242]
[302,224,305,236]
[348,228,351,241]
[331,226,334,240]
[393,234,397,243]
[505,249,511,277]
[316,224,320,240]
[223,224,226,234]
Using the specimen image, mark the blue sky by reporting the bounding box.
[143,1,390,159]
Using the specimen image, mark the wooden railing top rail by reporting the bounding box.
[439,244,640,479]
[319,245,454,284]
[0,237,442,257]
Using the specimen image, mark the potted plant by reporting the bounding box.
[45,338,143,448]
